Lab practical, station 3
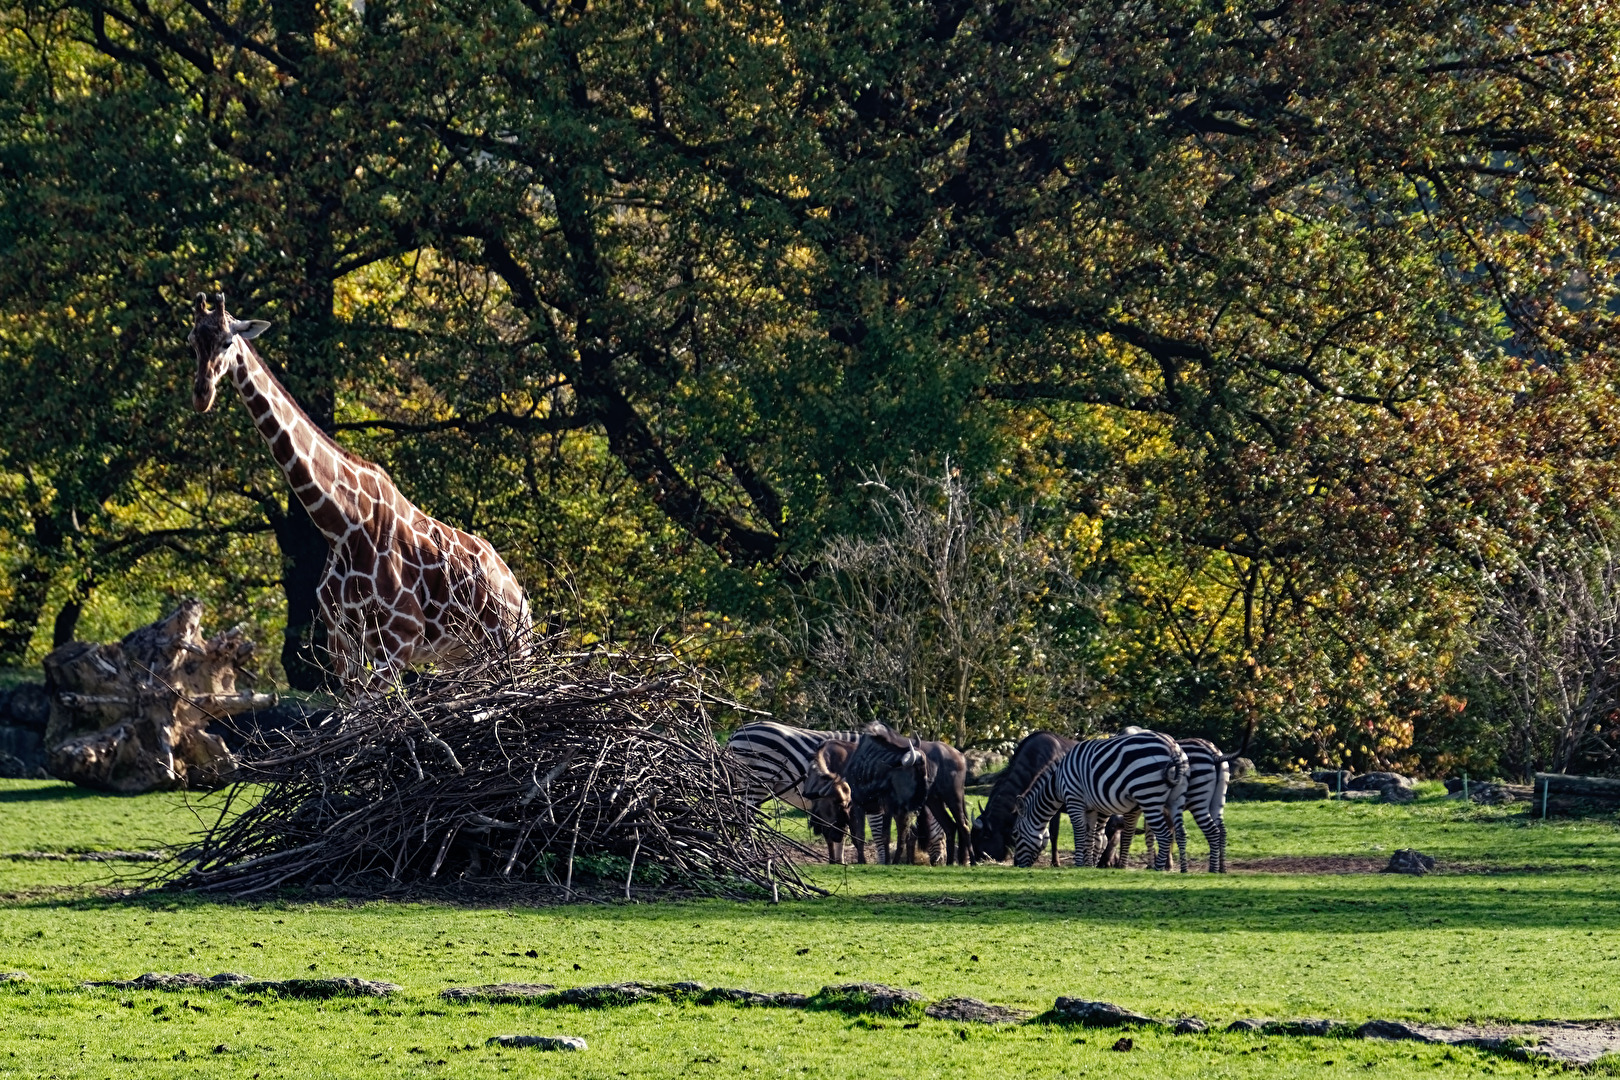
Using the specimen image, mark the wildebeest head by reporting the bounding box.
[804,741,855,838]
[971,812,1010,862]
[844,722,928,812]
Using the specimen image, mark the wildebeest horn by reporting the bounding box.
[901,748,921,766]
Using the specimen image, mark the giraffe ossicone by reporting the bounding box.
[188,292,531,693]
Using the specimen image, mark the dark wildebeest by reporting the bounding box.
[842,723,931,864]
[917,740,972,865]
[804,740,866,865]
[970,731,1076,865]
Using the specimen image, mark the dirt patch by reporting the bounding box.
[1227,857,1390,874]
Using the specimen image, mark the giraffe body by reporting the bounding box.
[189,294,530,690]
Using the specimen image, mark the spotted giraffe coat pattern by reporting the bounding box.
[188,294,530,690]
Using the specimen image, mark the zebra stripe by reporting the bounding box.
[723,722,859,811]
[1171,738,1231,873]
[1012,732,1189,869]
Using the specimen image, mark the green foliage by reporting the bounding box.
[8,1,1620,762]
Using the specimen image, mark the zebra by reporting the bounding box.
[1105,739,1233,873]
[1115,727,1247,873]
[723,721,860,812]
[1011,731,1189,870]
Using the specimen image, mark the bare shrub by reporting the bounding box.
[774,464,1097,745]
[1471,540,1620,779]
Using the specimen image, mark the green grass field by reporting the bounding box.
[1,779,1617,1078]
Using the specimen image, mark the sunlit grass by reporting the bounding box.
[1,778,1616,1078]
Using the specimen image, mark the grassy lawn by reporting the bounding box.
[1,779,1616,1078]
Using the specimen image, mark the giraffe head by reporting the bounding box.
[188,292,270,412]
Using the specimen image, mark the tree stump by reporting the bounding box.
[42,599,273,793]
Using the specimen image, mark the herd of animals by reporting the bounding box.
[724,721,1248,873]
[184,295,1243,877]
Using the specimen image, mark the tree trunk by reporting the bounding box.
[271,497,332,692]
[0,561,50,665]
[52,592,86,648]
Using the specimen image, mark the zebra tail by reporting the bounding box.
[1215,715,1259,764]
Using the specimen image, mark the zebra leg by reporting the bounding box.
[1071,799,1099,867]
[1047,813,1062,867]
[1142,806,1175,871]
[1194,811,1226,873]
[1176,813,1189,873]
[852,812,868,865]
[875,813,892,865]
[1115,809,1141,867]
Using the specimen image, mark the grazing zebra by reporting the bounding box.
[1011,731,1189,870]
[723,721,858,812]
[1114,728,1244,873]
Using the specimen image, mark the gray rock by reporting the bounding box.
[1172,1017,1208,1034]
[1380,785,1418,804]
[254,977,399,999]
[696,987,807,1008]
[1311,770,1354,790]
[86,972,397,997]
[1230,757,1255,778]
[440,983,556,1003]
[1358,1018,1620,1067]
[962,750,1009,785]
[924,997,1032,1024]
[0,972,27,983]
[1264,1018,1342,1036]
[0,753,31,779]
[486,1034,587,1051]
[810,983,926,1017]
[1383,849,1437,875]
[540,981,702,1008]
[1050,998,1158,1027]
[1346,771,1414,793]
[1227,1018,1268,1032]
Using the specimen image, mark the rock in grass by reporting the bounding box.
[1227,1018,1267,1032]
[1263,1018,1344,1036]
[0,972,28,984]
[696,988,808,1008]
[265,977,400,999]
[486,1034,587,1051]
[809,983,926,1018]
[86,973,253,991]
[540,982,704,1008]
[1049,998,1158,1028]
[924,997,1032,1024]
[441,984,555,1003]
[85,973,398,997]
[1382,849,1437,875]
[1172,1017,1208,1034]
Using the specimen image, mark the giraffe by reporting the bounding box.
[187,292,531,691]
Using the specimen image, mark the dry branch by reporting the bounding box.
[157,635,815,901]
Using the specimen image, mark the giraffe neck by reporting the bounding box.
[228,341,374,543]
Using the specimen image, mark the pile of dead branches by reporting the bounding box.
[160,638,813,901]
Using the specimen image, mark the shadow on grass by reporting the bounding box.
[14,869,1620,935]
[0,782,111,804]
